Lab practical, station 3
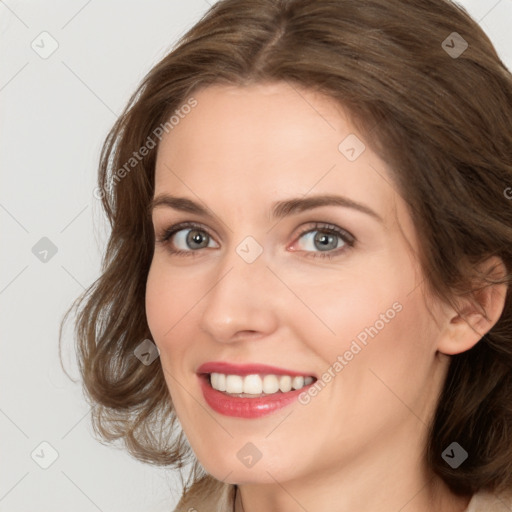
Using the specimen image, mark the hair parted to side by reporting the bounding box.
[59,0,512,500]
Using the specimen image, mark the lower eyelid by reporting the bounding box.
[293,233,352,258]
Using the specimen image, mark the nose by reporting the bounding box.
[198,241,280,344]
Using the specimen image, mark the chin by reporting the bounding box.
[199,449,296,485]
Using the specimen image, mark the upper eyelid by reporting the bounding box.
[161,221,220,242]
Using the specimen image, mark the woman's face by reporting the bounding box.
[146,82,451,485]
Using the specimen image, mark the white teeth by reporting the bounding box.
[243,374,263,394]
[225,374,244,393]
[217,373,226,391]
[279,375,292,393]
[292,376,304,389]
[210,372,226,391]
[262,375,280,394]
[209,372,314,395]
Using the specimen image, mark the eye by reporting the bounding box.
[155,221,356,260]
[156,221,217,257]
[291,222,355,260]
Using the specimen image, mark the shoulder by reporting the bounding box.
[172,474,236,512]
[465,488,512,512]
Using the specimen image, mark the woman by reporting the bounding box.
[61,0,512,510]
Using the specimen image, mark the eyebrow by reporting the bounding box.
[149,193,383,223]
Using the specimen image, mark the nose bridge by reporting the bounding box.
[198,234,278,341]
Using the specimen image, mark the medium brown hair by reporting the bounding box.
[60,0,512,501]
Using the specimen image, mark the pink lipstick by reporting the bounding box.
[196,361,317,418]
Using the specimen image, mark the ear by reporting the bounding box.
[436,255,509,356]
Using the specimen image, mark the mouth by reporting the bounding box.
[196,366,318,418]
[195,361,318,417]
[201,372,317,398]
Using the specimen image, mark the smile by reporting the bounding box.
[209,372,315,396]
[197,372,317,418]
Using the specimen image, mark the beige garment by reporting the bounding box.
[464,489,512,512]
[173,476,235,512]
[173,476,512,512]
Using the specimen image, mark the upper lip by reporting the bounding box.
[197,361,316,378]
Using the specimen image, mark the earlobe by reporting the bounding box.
[436,256,509,356]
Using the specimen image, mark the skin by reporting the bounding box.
[145,82,507,512]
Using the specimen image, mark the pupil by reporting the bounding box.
[316,233,335,250]
[189,230,207,248]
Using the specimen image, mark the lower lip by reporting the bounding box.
[198,374,313,418]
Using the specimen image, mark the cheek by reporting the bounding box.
[145,264,190,402]
[299,276,407,358]
[145,260,195,342]
[306,266,428,374]
[145,264,167,340]
[145,264,187,376]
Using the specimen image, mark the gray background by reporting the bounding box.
[1,1,511,510]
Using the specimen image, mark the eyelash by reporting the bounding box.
[155,221,356,260]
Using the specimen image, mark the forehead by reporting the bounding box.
[153,82,400,227]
